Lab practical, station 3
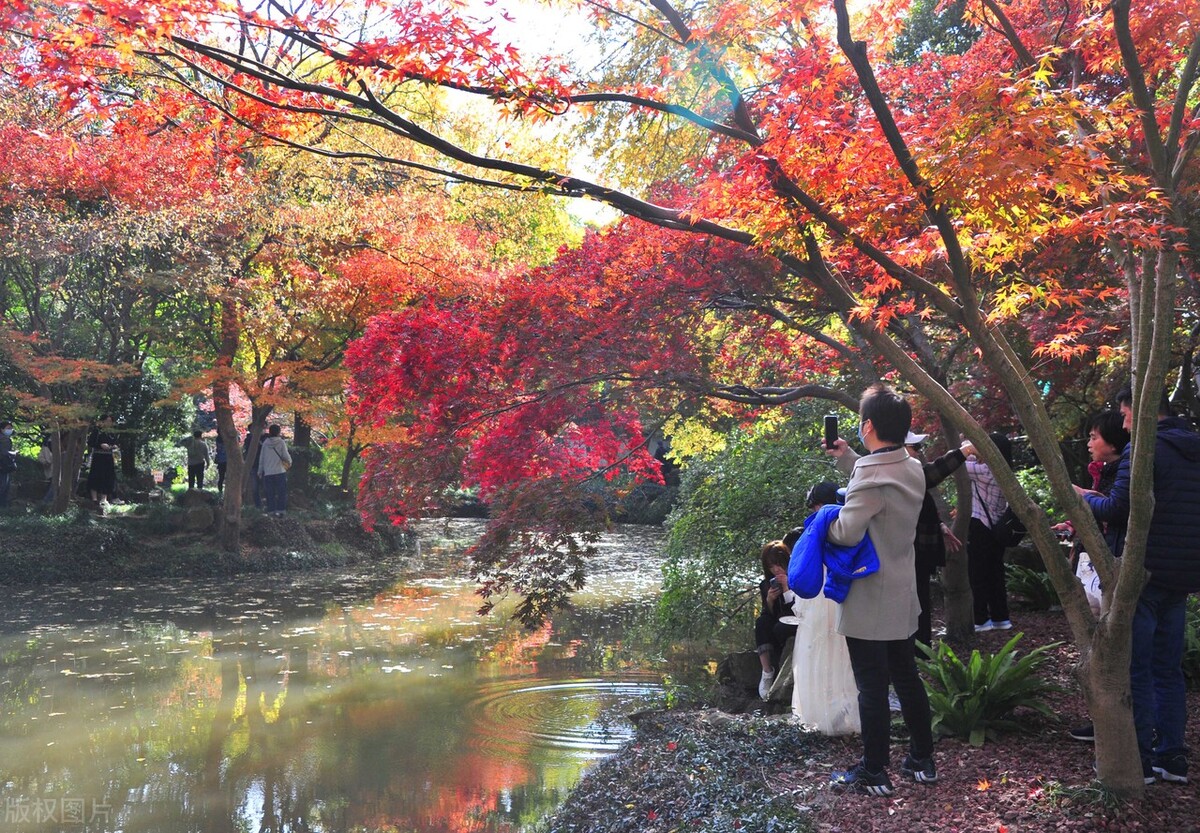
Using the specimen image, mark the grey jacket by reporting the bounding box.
[828,447,926,640]
[258,436,292,476]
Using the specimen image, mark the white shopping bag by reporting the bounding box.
[1075,551,1103,616]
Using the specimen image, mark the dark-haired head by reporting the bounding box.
[988,432,1013,467]
[1115,383,1171,417]
[859,383,911,445]
[1087,410,1129,454]
[760,540,790,578]
[782,527,804,551]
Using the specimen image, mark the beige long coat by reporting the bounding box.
[827,447,926,640]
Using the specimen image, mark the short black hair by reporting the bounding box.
[782,526,804,550]
[268,424,282,437]
[1116,383,1171,416]
[193,429,203,438]
[859,383,911,444]
[806,481,840,508]
[988,432,1013,467]
[1087,410,1130,451]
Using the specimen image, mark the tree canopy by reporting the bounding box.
[1,0,1197,795]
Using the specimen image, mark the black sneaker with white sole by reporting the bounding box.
[1152,753,1189,784]
[831,760,895,796]
[900,753,938,783]
[1068,723,1095,742]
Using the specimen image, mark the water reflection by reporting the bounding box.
[0,521,673,832]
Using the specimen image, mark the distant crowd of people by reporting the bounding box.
[0,418,292,516]
[754,382,1196,795]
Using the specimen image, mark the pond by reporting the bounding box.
[0,520,682,833]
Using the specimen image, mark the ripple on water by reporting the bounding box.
[465,677,662,761]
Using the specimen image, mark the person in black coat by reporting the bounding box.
[86,415,118,503]
[754,540,799,700]
[905,432,971,652]
[1077,386,1200,784]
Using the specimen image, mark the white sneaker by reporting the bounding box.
[758,670,775,700]
[992,619,1013,630]
[974,620,995,633]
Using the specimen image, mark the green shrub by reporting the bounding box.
[1015,466,1063,525]
[1006,564,1061,611]
[657,416,843,646]
[1185,595,1200,691]
[918,632,1063,747]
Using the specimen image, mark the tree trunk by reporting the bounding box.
[241,404,272,506]
[339,418,362,493]
[292,412,311,493]
[50,427,88,515]
[1083,614,1144,794]
[213,387,243,552]
[937,412,974,646]
[213,295,243,552]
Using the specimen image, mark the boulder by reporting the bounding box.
[716,650,763,690]
[181,505,214,532]
[765,637,795,703]
[177,489,218,508]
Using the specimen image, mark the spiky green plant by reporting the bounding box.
[918,632,1063,747]
[1006,564,1061,611]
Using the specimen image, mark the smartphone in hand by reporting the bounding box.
[824,415,838,449]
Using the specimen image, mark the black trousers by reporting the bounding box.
[187,462,206,489]
[915,562,935,652]
[968,518,1010,625]
[753,615,797,665]
[845,635,934,773]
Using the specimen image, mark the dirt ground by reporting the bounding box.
[542,608,1200,833]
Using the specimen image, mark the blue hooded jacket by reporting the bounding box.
[787,504,881,603]
[1085,415,1200,591]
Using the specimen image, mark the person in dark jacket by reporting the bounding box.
[214,434,229,494]
[1056,409,1129,743]
[1054,410,1130,560]
[183,429,211,490]
[1077,386,1200,784]
[906,432,971,652]
[0,421,16,509]
[86,415,118,504]
[754,540,799,700]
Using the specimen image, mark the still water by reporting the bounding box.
[0,520,678,833]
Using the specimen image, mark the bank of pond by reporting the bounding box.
[0,519,704,833]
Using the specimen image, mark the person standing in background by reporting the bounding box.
[214,434,229,495]
[86,415,118,504]
[906,432,972,651]
[184,430,211,490]
[964,432,1015,633]
[1076,386,1200,784]
[258,424,292,515]
[38,434,55,506]
[0,421,16,509]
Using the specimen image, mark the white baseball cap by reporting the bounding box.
[904,431,928,445]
